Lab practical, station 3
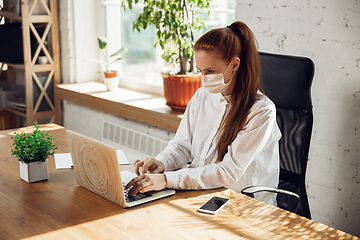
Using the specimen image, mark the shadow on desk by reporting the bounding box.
[0,124,357,240]
[161,190,354,240]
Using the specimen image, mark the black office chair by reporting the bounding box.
[241,52,315,219]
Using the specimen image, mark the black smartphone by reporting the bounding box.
[197,196,230,214]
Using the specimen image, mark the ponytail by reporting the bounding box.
[194,21,262,162]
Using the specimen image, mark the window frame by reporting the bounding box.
[101,0,235,96]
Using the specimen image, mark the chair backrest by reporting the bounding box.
[260,52,315,219]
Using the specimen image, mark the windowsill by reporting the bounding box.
[54,81,183,132]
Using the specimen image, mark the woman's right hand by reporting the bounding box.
[134,157,165,176]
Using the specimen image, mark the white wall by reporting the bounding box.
[235,0,360,236]
[59,0,360,237]
[62,0,102,83]
[63,101,175,143]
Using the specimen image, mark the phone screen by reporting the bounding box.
[198,196,230,214]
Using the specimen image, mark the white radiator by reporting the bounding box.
[101,120,169,158]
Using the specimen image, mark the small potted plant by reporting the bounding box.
[11,122,57,183]
[37,40,48,64]
[122,0,210,109]
[92,37,128,91]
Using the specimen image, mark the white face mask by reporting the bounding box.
[201,62,235,94]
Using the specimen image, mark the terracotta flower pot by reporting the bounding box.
[162,74,202,110]
[104,71,119,91]
[104,71,118,78]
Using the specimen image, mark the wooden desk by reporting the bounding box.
[54,82,183,132]
[0,124,357,240]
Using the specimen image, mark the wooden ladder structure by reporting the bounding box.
[0,0,60,125]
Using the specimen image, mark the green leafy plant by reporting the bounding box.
[121,0,210,75]
[91,37,128,73]
[11,122,57,163]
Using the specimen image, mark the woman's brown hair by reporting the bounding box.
[194,21,262,162]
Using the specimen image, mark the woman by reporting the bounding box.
[125,21,281,205]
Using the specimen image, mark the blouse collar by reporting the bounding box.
[220,92,231,104]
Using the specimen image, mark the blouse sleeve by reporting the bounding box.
[164,101,281,190]
[154,90,200,171]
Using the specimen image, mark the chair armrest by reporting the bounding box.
[241,186,299,198]
[241,186,300,213]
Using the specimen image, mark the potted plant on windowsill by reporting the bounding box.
[11,122,57,183]
[122,0,210,109]
[92,37,128,91]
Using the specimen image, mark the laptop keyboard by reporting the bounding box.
[122,182,152,203]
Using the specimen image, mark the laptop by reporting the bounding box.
[66,130,175,208]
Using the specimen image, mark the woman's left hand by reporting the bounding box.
[125,174,167,195]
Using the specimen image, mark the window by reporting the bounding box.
[102,0,235,95]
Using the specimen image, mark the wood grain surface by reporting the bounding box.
[66,130,126,207]
[54,81,183,131]
[0,124,358,240]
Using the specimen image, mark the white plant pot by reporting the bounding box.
[19,159,49,183]
[104,77,119,91]
[38,56,48,64]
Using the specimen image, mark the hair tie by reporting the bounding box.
[227,25,245,52]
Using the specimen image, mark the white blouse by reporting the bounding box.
[155,87,282,205]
